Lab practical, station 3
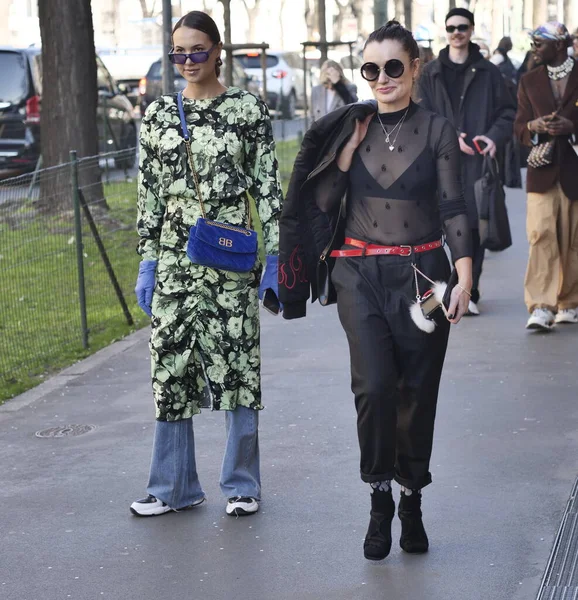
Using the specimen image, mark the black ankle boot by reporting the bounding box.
[398,491,429,553]
[363,489,395,561]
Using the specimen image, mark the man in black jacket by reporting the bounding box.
[416,8,515,316]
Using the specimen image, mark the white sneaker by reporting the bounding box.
[555,308,578,324]
[465,300,480,316]
[226,496,259,516]
[526,308,555,331]
[130,494,205,517]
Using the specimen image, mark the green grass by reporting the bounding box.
[276,138,300,194]
[0,141,299,404]
[0,180,148,403]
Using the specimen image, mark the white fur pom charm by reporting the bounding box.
[408,281,448,333]
[409,301,436,333]
[432,281,447,304]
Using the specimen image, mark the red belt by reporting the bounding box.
[330,237,443,258]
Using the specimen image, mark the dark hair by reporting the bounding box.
[445,8,475,26]
[172,11,222,76]
[364,20,419,62]
[497,36,513,53]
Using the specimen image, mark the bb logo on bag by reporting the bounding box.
[219,237,233,247]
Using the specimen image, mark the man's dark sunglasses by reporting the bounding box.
[446,24,471,33]
[169,45,216,65]
[530,40,545,49]
[360,59,406,81]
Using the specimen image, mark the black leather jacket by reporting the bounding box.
[279,100,377,319]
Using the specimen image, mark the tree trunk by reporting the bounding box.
[393,0,405,23]
[279,0,286,48]
[305,0,317,41]
[563,0,572,26]
[533,0,547,28]
[318,0,328,64]
[374,0,387,30]
[351,0,366,37]
[333,1,348,40]
[219,0,233,86]
[404,0,412,30]
[38,0,104,214]
[138,0,158,18]
[241,0,262,42]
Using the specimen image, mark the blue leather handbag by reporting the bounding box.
[177,92,258,273]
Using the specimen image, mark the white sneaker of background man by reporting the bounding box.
[555,307,578,324]
[526,307,555,331]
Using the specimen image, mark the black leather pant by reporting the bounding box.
[331,247,451,490]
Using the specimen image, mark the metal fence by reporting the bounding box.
[0,122,301,402]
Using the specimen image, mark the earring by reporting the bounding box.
[216,58,223,67]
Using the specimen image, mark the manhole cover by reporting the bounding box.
[35,424,96,438]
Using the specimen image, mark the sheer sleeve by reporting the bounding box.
[435,118,472,261]
[314,162,349,213]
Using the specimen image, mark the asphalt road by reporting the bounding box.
[1,184,577,600]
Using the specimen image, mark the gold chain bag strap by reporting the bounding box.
[177,92,258,272]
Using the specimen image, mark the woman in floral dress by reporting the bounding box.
[131,11,282,517]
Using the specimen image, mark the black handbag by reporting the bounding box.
[316,198,345,307]
[474,155,512,252]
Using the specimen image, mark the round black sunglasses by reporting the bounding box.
[169,45,216,65]
[360,59,406,81]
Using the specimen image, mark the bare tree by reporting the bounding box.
[139,0,159,18]
[38,0,104,213]
[333,0,349,40]
[374,0,387,29]
[533,0,548,29]
[304,0,318,41]
[241,0,262,42]
[279,0,287,48]
[219,0,233,85]
[563,0,573,27]
[201,0,217,16]
[331,0,366,40]
[403,0,412,29]
[350,0,366,37]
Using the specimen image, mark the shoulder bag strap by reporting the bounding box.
[176,91,251,228]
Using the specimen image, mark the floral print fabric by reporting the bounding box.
[137,89,282,421]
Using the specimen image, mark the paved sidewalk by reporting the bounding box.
[1,186,577,600]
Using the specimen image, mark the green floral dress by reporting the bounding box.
[136,88,282,421]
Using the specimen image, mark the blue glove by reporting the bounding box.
[259,255,279,300]
[135,260,157,317]
[259,255,282,314]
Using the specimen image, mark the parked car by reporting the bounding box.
[97,46,163,110]
[233,50,305,119]
[0,46,137,178]
[139,56,259,116]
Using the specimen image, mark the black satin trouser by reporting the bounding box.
[331,247,451,490]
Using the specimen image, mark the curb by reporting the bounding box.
[0,327,149,419]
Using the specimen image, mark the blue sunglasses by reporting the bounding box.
[169,45,216,65]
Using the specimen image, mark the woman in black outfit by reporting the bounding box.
[315,22,473,560]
